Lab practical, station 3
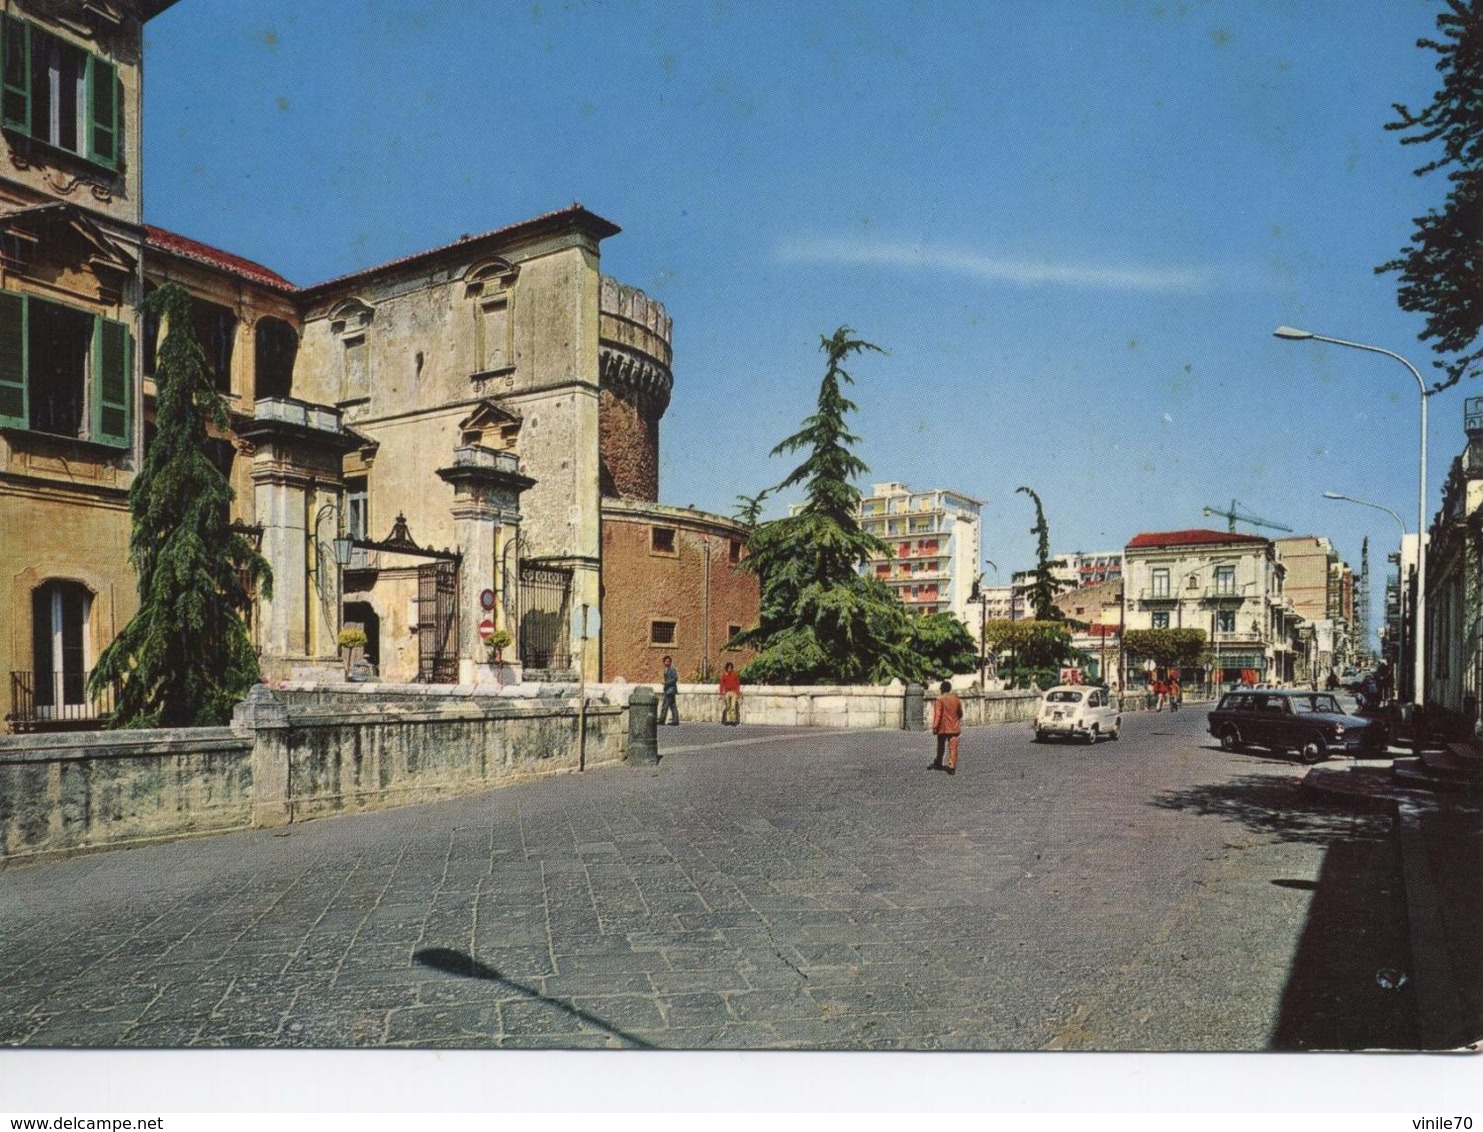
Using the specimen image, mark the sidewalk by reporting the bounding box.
[1304,762,1481,1049]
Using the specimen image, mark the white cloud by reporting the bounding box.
[775,237,1215,294]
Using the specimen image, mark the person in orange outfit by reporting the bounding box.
[930,680,964,774]
[718,662,742,725]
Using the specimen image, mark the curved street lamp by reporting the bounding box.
[1275,326,1431,707]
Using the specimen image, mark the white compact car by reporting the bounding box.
[1033,685,1121,744]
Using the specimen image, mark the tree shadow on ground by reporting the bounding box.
[1151,773,1392,846]
[1151,773,1418,1048]
[413,948,653,1049]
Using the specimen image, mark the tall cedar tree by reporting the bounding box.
[734,329,978,684]
[1016,485,1063,621]
[90,283,272,726]
[1377,0,1483,390]
[733,328,978,685]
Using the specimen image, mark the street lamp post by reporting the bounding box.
[970,558,998,689]
[1275,327,1431,707]
[1323,490,1408,699]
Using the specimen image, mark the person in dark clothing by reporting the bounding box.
[658,655,680,725]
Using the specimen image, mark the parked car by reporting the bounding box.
[1206,689,1390,764]
[1034,685,1121,744]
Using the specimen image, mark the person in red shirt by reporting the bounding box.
[718,662,742,725]
[931,680,964,775]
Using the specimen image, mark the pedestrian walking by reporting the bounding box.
[658,655,680,726]
[930,680,964,775]
[719,661,742,725]
[1169,677,1181,712]
[1155,677,1168,712]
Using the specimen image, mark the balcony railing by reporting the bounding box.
[1200,586,1251,600]
[1211,631,1264,645]
[7,670,117,732]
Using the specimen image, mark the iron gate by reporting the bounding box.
[417,561,459,683]
[517,561,573,671]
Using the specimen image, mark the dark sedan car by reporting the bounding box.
[1207,689,1390,764]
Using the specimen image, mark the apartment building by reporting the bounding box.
[858,482,982,624]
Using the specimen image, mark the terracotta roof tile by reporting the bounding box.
[145,226,298,293]
[1126,528,1270,550]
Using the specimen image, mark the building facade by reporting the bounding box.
[1052,577,1123,684]
[1423,421,1483,723]
[600,499,756,683]
[1273,535,1355,681]
[858,482,981,623]
[0,1,177,729]
[2,0,758,728]
[1009,550,1122,620]
[1122,529,1296,687]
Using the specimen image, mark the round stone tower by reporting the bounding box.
[598,276,672,501]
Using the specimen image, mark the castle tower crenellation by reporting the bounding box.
[598,275,672,501]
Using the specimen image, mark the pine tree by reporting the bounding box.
[1377,0,1483,390]
[90,283,272,726]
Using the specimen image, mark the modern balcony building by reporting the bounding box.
[858,482,982,625]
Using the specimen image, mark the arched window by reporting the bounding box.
[254,317,298,400]
[31,580,91,714]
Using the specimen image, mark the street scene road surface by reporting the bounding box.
[0,710,1414,1050]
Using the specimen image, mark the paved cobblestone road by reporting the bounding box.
[0,709,1411,1050]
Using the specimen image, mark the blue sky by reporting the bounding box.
[145,1,1458,645]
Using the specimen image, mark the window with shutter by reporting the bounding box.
[0,291,27,427]
[2,16,29,130]
[0,292,132,446]
[86,55,116,168]
[92,317,130,446]
[1,17,122,173]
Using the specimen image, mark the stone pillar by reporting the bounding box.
[232,684,291,827]
[903,684,925,731]
[238,401,359,679]
[251,463,311,662]
[627,686,658,764]
[438,445,535,683]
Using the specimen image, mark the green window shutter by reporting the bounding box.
[87,54,117,169]
[0,291,27,428]
[1,16,29,132]
[92,316,131,446]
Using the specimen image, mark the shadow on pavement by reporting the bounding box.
[1268,836,1418,1050]
[1418,809,1483,1047]
[1151,774,1417,1049]
[413,948,654,1049]
[1151,773,1392,845]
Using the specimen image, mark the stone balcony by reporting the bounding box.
[251,396,347,437]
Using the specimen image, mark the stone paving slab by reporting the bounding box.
[0,713,1432,1049]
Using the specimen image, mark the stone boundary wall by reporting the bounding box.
[0,727,255,862]
[619,683,1042,729]
[0,683,628,863]
[248,683,627,826]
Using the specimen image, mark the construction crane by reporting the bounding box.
[1201,499,1294,535]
